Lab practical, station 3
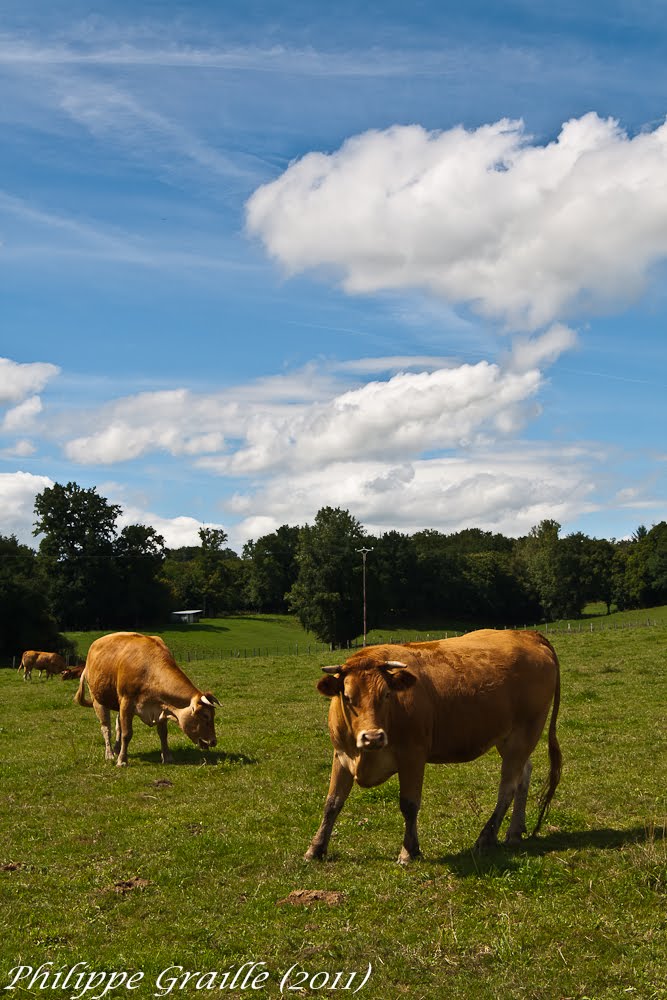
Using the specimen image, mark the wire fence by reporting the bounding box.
[143,617,663,662]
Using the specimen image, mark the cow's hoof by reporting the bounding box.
[473,834,499,853]
[505,831,525,847]
[116,760,128,768]
[397,848,421,866]
[304,847,325,861]
[161,755,174,765]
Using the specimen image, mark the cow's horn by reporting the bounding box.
[201,694,219,707]
[384,660,408,669]
[321,665,343,674]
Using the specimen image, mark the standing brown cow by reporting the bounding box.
[306,629,561,863]
[75,632,220,766]
[18,651,66,681]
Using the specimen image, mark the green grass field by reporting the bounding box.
[1,625,665,999]
[63,615,323,664]
[59,602,667,670]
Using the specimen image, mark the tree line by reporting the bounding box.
[1,481,667,658]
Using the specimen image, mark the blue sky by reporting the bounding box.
[1,0,666,550]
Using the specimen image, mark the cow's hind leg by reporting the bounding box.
[505,759,532,845]
[475,747,529,851]
[305,753,354,860]
[92,701,115,761]
[113,717,121,757]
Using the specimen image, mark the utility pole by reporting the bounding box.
[356,546,373,646]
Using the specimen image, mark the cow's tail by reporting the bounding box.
[74,669,93,708]
[532,643,562,836]
[17,654,24,673]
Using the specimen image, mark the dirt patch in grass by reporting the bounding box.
[110,876,151,894]
[276,889,345,907]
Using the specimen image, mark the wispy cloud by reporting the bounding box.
[0,189,254,273]
[59,80,253,181]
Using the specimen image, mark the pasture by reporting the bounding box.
[0,627,665,999]
[64,614,322,663]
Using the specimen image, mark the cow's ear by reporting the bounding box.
[385,668,416,691]
[317,674,342,698]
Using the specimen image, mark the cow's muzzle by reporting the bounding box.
[198,737,217,750]
[357,729,388,750]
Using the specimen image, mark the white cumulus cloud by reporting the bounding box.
[196,361,544,476]
[227,446,601,543]
[0,471,54,543]
[247,113,667,331]
[1,395,43,432]
[0,357,59,406]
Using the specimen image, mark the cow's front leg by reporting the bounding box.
[116,699,134,767]
[156,717,174,764]
[397,762,425,864]
[305,753,354,860]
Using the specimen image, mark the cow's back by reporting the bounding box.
[85,633,168,709]
[84,632,195,709]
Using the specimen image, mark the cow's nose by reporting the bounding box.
[358,729,387,750]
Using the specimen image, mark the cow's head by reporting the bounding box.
[165,692,220,750]
[317,660,416,750]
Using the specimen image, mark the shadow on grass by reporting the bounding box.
[135,747,257,766]
[434,825,662,877]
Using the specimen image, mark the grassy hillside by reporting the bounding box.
[63,614,324,663]
[58,603,667,667]
[0,626,665,998]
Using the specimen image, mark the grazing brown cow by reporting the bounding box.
[75,632,220,766]
[306,629,561,863]
[61,666,85,680]
[18,650,66,681]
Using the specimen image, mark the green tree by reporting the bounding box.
[411,529,470,621]
[461,551,540,624]
[113,524,171,627]
[162,548,203,610]
[243,525,300,612]
[365,530,420,626]
[194,528,247,615]
[516,520,589,620]
[33,482,121,629]
[624,521,667,608]
[287,507,365,645]
[581,536,617,613]
[0,535,69,661]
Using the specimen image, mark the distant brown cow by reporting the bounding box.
[75,632,220,766]
[61,666,85,680]
[18,651,66,681]
[306,629,561,863]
